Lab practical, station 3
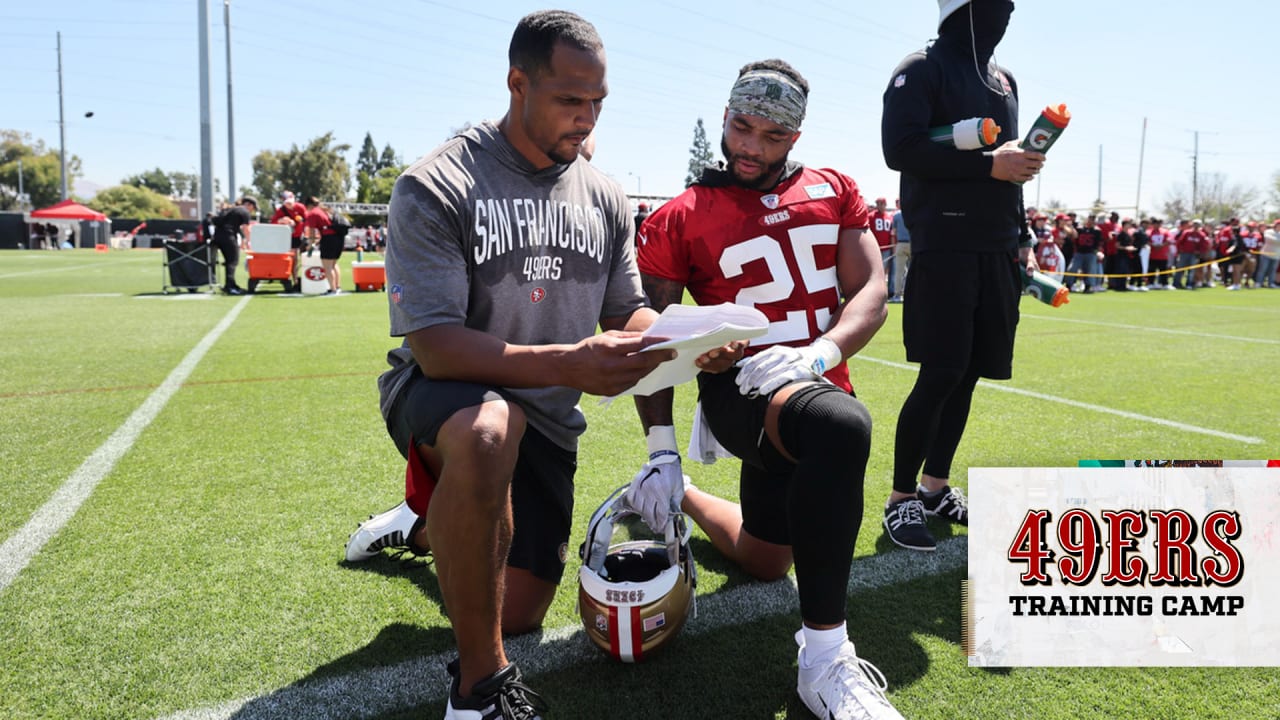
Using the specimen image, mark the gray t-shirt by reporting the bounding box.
[892,210,910,244]
[379,121,646,451]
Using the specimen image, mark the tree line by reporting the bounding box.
[0,129,406,220]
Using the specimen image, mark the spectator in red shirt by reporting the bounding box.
[1097,211,1119,248]
[303,196,343,295]
[1066,214,1104,292]
[271,190,307,284]
[1173,219,1205,289]
[1052,212,1077,267]
[1144,218,1173,288]
[1239,221,1261,288]
[1030,214,1051,247]
[1215,219,1238,288]
[1035,228,1066,282]
[1197,221,1215,287]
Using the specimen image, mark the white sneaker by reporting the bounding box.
[797,633,905,720]
[344,500,425,562]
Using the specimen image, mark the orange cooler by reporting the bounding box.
[247,253,294,279]
[352,261,386,292]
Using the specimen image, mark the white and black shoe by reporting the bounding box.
[796,633,905,720]
[344,500,427,562]
[445,660,547,720]
[918,485,968,526]
[883,498,935,552]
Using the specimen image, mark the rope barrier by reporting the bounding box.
[1057,252,1264,279]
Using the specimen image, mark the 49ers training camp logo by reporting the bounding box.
[967,466,1279,667]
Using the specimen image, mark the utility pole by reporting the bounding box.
[1191,131,1199,217]
[223,0,236,199]
[1135,117,1147,219]
[57,31,68,200]
[198,0,214,216]
[1096,144,1103,205]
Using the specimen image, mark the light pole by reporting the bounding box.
[223,0,236,198]
[628,172,642,195]
[57,31,68,200]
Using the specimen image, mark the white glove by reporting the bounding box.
[734,337,842,397]
[626,426,686,532]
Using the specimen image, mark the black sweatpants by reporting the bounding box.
[211,233,240,289]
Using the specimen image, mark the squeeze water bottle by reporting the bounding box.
[1020,104,1071,154]
[1014,104,1070,185]
[1022,270,1070,307]
[929,117,1001,150]
[356,243,364,262]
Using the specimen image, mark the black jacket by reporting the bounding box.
[881,31,1029,254]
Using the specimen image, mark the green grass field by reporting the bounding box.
[1,249,1278,720]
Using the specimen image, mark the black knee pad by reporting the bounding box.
[776,383,872,463]
[775,384,872,625]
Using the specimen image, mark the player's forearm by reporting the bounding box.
[818,230,889,358]
[406,324,579,389]
[602,306,659,334]
[641,274,685,314]
[634,389,675,434]
[822,287,888,361]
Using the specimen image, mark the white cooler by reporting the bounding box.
[299,250,328,295]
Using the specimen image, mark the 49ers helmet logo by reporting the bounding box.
[530,287,546,303]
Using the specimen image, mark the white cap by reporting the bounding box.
[938,0,970,29]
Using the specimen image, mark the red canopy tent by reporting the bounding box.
[24,199,109,249]
[27,199,108,222]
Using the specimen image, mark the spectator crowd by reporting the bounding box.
[867,202,1280,295]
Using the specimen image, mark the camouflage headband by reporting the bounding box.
[726,69,807,132]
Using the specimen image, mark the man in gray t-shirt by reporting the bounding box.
[341,11,737,718]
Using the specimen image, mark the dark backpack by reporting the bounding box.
[328,208,352,235]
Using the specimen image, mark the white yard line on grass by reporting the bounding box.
[855,355,1264,445]
[154,537,965,720]
[1022,313,1280,345]
[0,296,252,594]
[1193,303,1280,315]
[0,255,154,280]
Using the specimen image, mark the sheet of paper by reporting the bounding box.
[612,303,769,398]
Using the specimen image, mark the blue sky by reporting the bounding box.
[5,0,1279,215]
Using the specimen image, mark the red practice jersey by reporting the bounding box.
[870,208,894,251]
[637,166,869,392]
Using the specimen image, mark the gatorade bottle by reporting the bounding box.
[1020,104,1071,155]
[1022,270,1070,307]
[930,117,1002,150]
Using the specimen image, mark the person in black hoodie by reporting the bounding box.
[879,0,1044,552]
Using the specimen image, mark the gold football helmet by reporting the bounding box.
[578,485,697,662]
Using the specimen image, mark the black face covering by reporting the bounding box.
[940,0,1014,63]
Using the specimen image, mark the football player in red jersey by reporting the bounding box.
[870,196,896,295]
[631,58,903,720]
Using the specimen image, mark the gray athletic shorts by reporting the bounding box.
[385,368,576,583]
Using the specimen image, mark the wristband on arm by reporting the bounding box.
[646,425,680,464]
